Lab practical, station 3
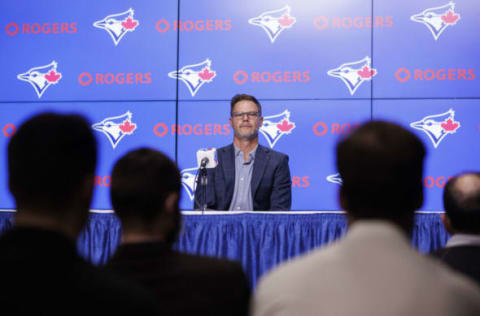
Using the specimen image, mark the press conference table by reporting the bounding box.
[0,210,448,288]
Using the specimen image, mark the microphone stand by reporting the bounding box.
[199,164,208,214]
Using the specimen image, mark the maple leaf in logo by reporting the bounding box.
[122,17,139,30]
[357,66,376,79]
[441,10,460,25]
[198,67,216,82]
[278,14,296,28]
[119,120,137,134]
[45,70,62,83]
[277,119,294,133]
[441,118,460,132]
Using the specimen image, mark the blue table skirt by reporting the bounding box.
[0,211,448,288]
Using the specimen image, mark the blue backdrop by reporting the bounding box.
[0,0,479,211]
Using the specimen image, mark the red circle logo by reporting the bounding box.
[6,22,19,36]
[3,124,16,137]
[313,16,329,30]
[313,122,328,136]
[395,68,411,83]
[156,20,170,33]
[154,123,168,137]
[78,72,93,86]
[233,70,248,85]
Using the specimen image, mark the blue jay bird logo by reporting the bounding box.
[249,6,296,43]
[17,61,62,98]
[327,57,377,95]
[180,167,198,200]
[260,110,295,148]
[411,2,460,41]
[93,8,139,45]
[168,59,216,97]
[410,109,460,148]
[92,111,137,149]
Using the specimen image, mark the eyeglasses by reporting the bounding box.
[231,111,260,119]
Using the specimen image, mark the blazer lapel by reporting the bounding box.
[221,145,235,203]
[251,145,270,196]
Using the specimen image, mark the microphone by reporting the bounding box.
[200,157,209,168]
[196,148,218,169]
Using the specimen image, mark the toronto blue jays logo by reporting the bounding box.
[181,167,198,200]
[410,109,460,148]
[92,111,137,149]
[326,173,343,185]
[411,2,460,41]
[168,59,216,97]
[17,61,62,98]
[260,110,295,148]
[327,57,376,95]
[93,8,139,45]
[248,5,296,43]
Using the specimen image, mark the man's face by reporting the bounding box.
[230,100,263,141]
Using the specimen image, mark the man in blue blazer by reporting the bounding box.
[194,94,291,211]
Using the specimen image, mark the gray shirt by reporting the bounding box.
[229,144,257,211]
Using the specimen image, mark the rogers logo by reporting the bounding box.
[94,176,111,187]
[233,71,310,85]
[154,123,231,137]
[78,72,152,86]
[395,68,475,82]
[156,19,232,33]
[313,122,360,136]
[3,124,16,137]
[314,16,392,30]
[6,22,77,36]
[424,176,454,188]
[292,176,310,188]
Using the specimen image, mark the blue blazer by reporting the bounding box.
[194,144,291,211]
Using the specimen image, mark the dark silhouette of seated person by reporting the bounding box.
[107,148,250,316]
[433,173,480,285]
[0,113,158,315]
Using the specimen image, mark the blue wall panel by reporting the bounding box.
[177,0,372,100]
[1,0,479,211]
[0,101,176,209]
[372,99,480,211]
[1,1,178,101]
[373,1,480,98]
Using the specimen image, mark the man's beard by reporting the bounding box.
[234,129,258,140]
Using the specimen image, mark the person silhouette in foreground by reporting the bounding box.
[433,172,480,285]
[253,121,480,316]
[0,113,159,315]
[107,147,250,316]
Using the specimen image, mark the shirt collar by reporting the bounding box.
[233,144,258,160]
[446,233,480,248]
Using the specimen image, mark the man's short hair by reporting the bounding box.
[8,113,97,211]
[443,173,480,234]
[230,94,262,116]
[336,121,425,224]
[111,148,180,225]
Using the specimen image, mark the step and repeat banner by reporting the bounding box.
[0,0,479,211]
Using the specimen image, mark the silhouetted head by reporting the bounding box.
[443,173,480,235]
[111,148,181,245]
[336,121,426,233]
[8,113,97,236]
